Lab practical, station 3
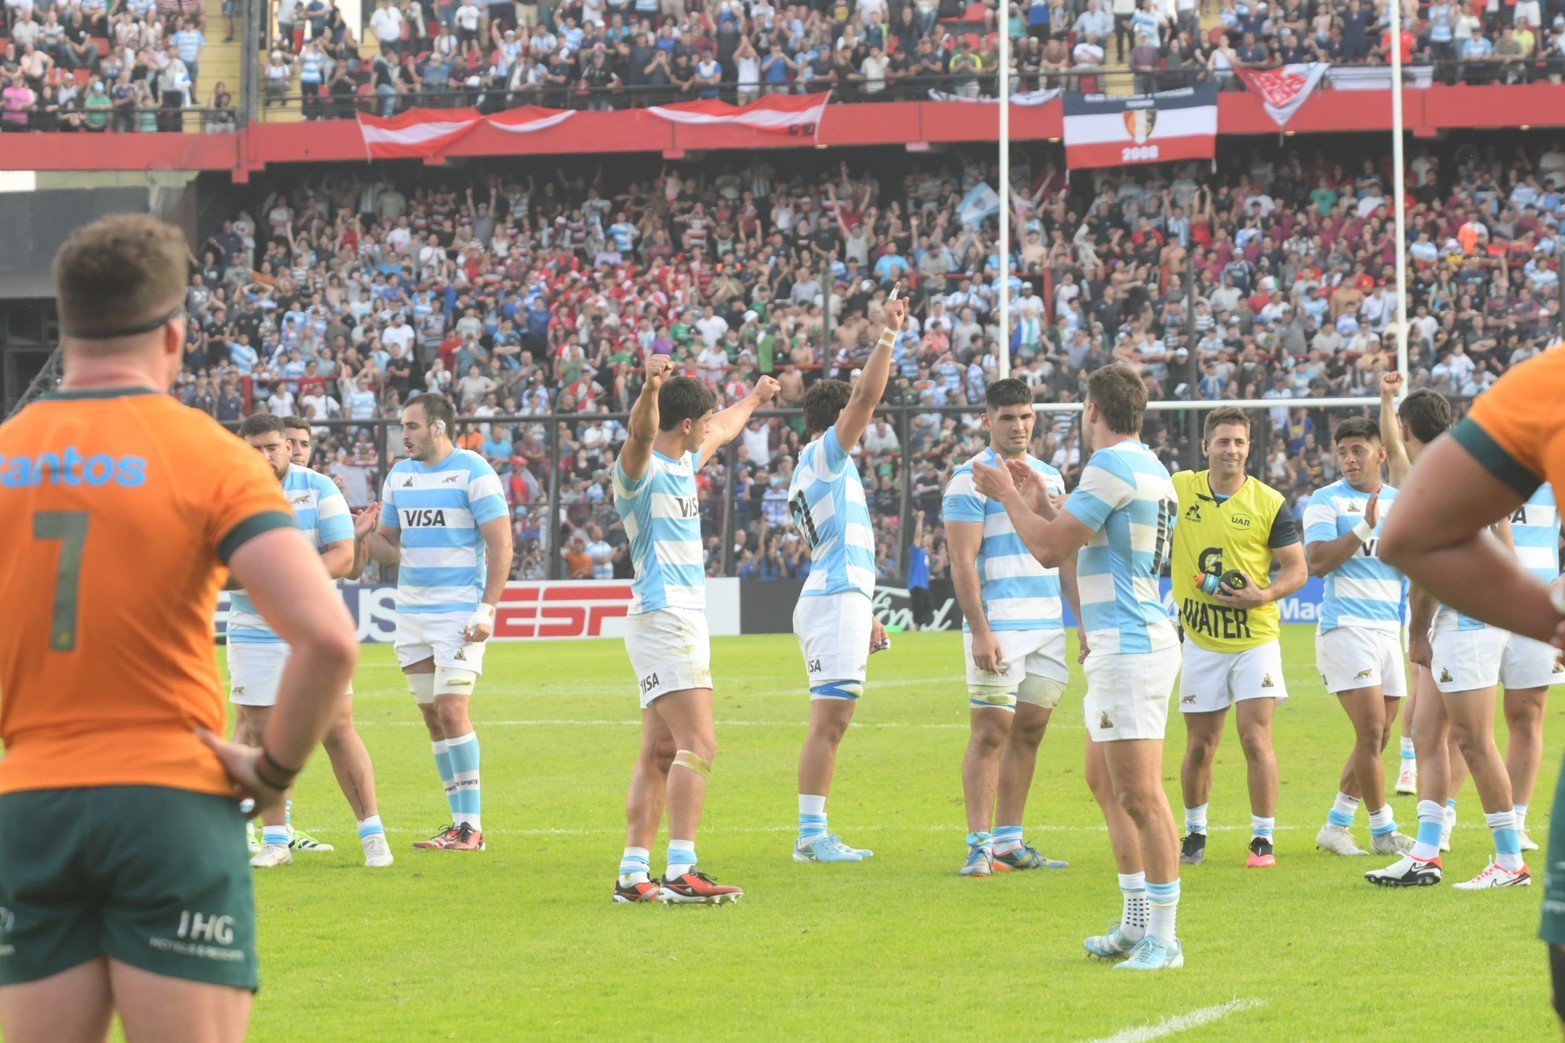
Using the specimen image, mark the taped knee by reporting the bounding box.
[969,686,1018,712]
[671,749,712,779]
[810,679,863,701]
[434,667,479,698]
[407,672,436,705]
[1017,675,1066,710]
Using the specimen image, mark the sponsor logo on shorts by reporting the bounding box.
[0,906,15,957]
[1261,673,1275,688]
[454,648,468,661]
[1554,660,1564,674]
[807,657,823,673]
[1354,668,1374,680]
[1181,694,1197,704]
[1099,711,1113,730]
[232,686,245,697]
[1321,673,1329,686]
[1440,668,1453,683]
[640,672,661,695]
[145,908,246,965]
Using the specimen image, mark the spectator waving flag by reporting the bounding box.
[1062,85,1218,172]
[1238,63,1330,129]
[648,92,831,139]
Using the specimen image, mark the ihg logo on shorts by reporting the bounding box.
[177,908,235,946]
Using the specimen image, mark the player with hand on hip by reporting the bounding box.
[1172,407,1306,870]
[229,414,392,869]
[972,366,1185,971]
[612,353,781,903]
[358,393,513,853]
[943,378,1077,877]
[787,288,904,865]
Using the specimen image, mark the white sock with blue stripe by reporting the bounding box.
[1328,791,1360,828]
[446,732,481,831]
[1184,803,1208,836]
[1412,800,1444,861]
[992,825,1023,855]
[1487,809,1523,871]
[431,740,459,819]
[618,846,651,886]
[357,815,384,842]
[1250,814,1275,840]
[1146,879,1180,944]
[1399,736,1415,762]
[1118,872,1148,942]
[666,840,697,878]
[799,794,828,845]
[263,824,289,847]
[1367,805,1397,837]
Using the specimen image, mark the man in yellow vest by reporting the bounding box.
[1172,407,1308,868]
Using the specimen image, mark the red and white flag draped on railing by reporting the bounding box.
[1237,63,1329,129]
[355,106,576,160]
[647,92,831,139]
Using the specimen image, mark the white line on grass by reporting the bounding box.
[1088,999,1267,1043]
[372,719,968,729]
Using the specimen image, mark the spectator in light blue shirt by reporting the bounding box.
[230,338,259,374]
[173,23,205,87]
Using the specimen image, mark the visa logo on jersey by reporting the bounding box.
[400,508,449,527]
[0,447,146,488]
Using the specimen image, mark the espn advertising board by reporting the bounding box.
[215,579,742,643]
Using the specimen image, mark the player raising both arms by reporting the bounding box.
[943,378,1076,877]
[786,288,904,864]
[1172,407,1306,870]
[612,356,780,904]
[358,393,513,852]
[0,215,356,1042]
[973,366,1185,971]
[1365,376,1527,889]
[1373,348,1565,1020]
[228,413,392,870]
[1304,419,1414,859]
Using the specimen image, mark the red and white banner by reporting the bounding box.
[1238,63,1329,128]
[356,107,576,159]
[1062,85,1217,171]
[485,106,577,135]
[648,92,830,137]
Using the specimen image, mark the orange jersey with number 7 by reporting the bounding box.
[0,389,292,797]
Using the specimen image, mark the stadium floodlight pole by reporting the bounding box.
[998,14,1012,379]
[1390,0,1411,392]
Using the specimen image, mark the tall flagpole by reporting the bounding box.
[998,12,1012,378]
[1390,0,1409,389]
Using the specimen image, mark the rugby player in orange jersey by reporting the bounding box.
[0,215,357,1043]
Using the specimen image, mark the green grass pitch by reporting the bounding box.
[238,625,1561,1040]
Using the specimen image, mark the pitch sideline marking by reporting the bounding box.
[306,823,1295,838]
[1088,998,1267,1043]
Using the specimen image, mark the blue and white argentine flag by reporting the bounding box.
[1062,84,1217,172]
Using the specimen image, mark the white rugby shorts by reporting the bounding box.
[1084,644,1181,742]
[625,607,712,708]
[1431,625,1509,694]
[394,610,488,675]
[793,590,874,686]
[1178,639,1287,714]
[964,628,1068,710]
[1316,627,1406,698]
[1500,632,1565,691]
[228,640,352,706]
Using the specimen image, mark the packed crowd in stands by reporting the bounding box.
[171,137,1562,581]
[256,0,1565,120]
[0,0,236,131]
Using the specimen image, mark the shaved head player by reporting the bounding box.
[0,214,357,1042]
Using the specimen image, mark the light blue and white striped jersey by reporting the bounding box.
[1062,440,1178,655]
[943,449,1067,632]
[229,464,354,643]
[613,450,705,614]
[1303,480,1405,634]
[1512,483,1560,585]
[789,425,876,600]
[378,449,509,615]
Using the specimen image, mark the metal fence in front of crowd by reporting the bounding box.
[287,391,1447,587]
